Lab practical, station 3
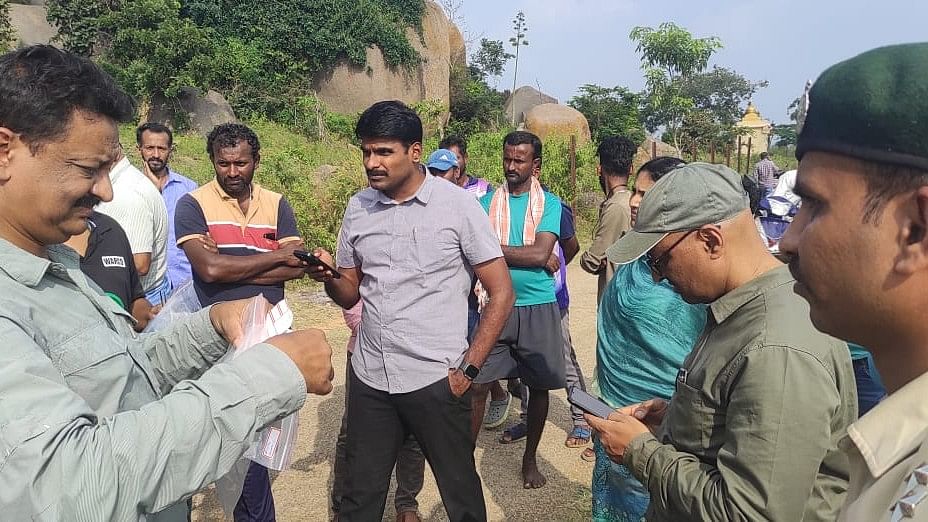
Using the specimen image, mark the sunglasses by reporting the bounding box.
[645,230,696,277]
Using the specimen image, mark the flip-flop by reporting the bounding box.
[580,447,596,462]
[483,392,512,429]
[565,425,592,448]
[499,421,527,444]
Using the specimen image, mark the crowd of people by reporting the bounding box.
[1,40,927,522]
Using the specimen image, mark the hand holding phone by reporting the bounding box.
[568,386,615,419]
[294,250,341,279]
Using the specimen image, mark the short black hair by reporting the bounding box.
[136,122,173,146]
[741,175,763,215]
[355,100,422,148]
[439,136,467,155]
[637,156,686,181]
[759,151,769,160]
[859,160,928,224]
[597,136,637,176]
[0,45,135,152]
[206,123,260,160]
[503,131,542,162]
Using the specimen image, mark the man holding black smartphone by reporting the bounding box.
[175,123,310,521]
[307,101,514,521]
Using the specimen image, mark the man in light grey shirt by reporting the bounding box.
[309,101,514,522]
[0,45,335,521]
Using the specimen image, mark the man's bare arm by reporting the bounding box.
[463,258,513,368]
[500,232,558,268]
[181,238,306,285]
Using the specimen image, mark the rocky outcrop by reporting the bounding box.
[9,3,56,46]
[633,136,680,171]
[504,86,558,127]
[313,1,453,115]
[448,22,466,67]
[524,103,591,144]
[146,88,237,135]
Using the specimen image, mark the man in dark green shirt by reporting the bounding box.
[588,162,857,521]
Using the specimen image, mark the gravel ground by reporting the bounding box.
[193,263,599,521]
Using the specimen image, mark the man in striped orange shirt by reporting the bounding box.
[175,123,308,521]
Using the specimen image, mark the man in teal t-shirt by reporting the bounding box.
[471,131,565,490]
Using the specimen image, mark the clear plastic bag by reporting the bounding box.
[141,281,201,333]
[225,297,300,472]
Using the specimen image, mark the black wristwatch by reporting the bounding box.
[458,361,480,381]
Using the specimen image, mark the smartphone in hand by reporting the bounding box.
[293,250,342,279]
[568,386,615,419]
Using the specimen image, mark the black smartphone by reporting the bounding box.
[293,250,342,279]
[568,386,615,419]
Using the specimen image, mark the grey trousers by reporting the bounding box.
[331,355,425,515]
[520,308,588,425]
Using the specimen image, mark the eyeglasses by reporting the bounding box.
[645,229,696,277]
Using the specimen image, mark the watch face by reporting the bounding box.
[462,364,480,380]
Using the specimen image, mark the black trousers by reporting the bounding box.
[340,367,487,522]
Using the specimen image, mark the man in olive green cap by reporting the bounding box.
[587,162,857,521]
[781,42,928,521]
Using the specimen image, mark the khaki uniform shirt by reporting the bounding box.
[0,238,306,521]
[580,188,630,304]
[840,372,928,521]
[624,265,857,521]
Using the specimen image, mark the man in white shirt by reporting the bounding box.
[96,149,171,305]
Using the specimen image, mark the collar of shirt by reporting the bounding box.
[0,237,78,287]
[108,156,133,185]
[709,265,792,324]
[164,168,184,187]
[844,371,928,478]
[85,213,115,259]
[208,178,261,202]
[373,167,433,206]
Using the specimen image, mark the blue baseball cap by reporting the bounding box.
[426,149,459,171]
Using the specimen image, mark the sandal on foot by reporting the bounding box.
[580,447,596,462]
[483,392,512,428]
[499,421,527,444]
[565,425,592,448]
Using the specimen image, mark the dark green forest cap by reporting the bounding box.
[606,162,748,265]
[796,42,928,170]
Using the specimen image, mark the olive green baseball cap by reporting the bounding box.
[605,162,749,265]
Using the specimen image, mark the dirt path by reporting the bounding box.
[193,263,600,521]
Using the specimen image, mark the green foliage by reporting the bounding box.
[629,23,721,80]
[568,85,645,144]
[46,0,113,55]
[97,0,220,99]
[471,38,512,81]
[448,64,507,137]
[48,0,425,116]
[412,98,448,139]
[631,22,722,151]
[771,124,797,147]
[0,0,14,51]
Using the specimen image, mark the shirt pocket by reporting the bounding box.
[664,380,726,455]
[48,321,137,409]
[412,226,460,285]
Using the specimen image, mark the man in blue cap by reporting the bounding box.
[426,148,462,184]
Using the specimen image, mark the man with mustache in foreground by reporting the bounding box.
[0,45,335,521]
[780,42,928,521]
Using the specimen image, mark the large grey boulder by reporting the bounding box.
[146,88,237,135]
[504,86,558,127]
[312,1,451,115]
[9,3,56,46]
